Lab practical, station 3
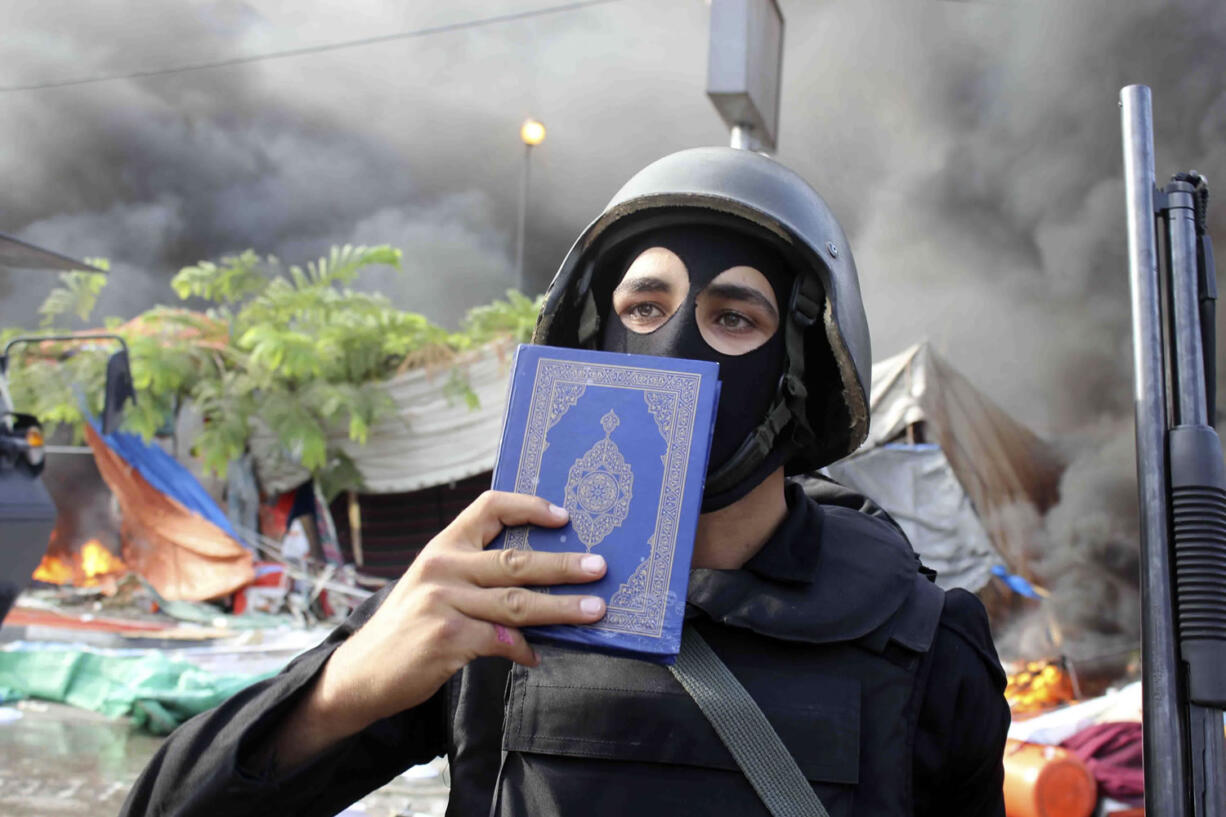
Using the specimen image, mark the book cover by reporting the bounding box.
[490,344,720,664]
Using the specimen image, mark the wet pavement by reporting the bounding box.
[0,699,450,816]
[0,700,160,816]
[0,590,452,816]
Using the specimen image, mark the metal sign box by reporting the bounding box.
[706,0,784,152]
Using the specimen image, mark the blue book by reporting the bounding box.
[490,344,720,664]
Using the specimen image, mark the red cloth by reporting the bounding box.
[1060,721,1144,805]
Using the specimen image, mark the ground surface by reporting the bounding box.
[0,700,450,817]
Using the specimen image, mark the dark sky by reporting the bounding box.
[3,0,1224,435]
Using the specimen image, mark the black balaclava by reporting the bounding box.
[598,224,795,511]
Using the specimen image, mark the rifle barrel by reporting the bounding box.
[1169,181,1209,426]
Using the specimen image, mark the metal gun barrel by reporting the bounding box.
[1166,171,1226,817]
[1169,181,1208,426]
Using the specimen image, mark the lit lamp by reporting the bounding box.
[521,119,546,147]
[516,118,546,292]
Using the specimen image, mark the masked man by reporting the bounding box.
[121,148,1009,817]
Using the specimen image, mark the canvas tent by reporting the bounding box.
[250,343,512,495]
[825,342,1065,591]
[244,344,515,579]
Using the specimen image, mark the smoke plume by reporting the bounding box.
[5,0,1226,656]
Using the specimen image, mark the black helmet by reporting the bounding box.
[533,147,871,492]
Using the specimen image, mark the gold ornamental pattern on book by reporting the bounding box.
[505,357,701,638]
[564,410,634,551]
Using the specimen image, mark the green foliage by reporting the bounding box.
[171,250,267,304]
[37,263,109,327]
[4,245,539,497]
[461,289,543,347]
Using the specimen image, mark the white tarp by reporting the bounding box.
[828,342,1065,590]
[826,443,1000,591]
[252,343,512,495]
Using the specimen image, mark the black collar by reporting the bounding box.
[741,481,822,584]
[685,481,920,645]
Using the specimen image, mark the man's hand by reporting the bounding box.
[269,491,605,769]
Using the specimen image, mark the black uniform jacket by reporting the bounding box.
[121,482,1009,817]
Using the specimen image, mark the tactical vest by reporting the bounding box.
[447,497,946,817]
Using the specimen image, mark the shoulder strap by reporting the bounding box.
[669,626,831,817]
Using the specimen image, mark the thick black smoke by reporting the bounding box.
[1,1,721,326]
[5,0,1225,656]
[5,1,1221,404]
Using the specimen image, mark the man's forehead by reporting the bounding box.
[615,246,686,287]
[611,223,789,277]
[615,274,676,294]
[614,245,774,295]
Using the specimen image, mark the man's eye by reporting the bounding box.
[714,310,755,332]
[625,302,665,321]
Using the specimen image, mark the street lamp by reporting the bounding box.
[515,118,546,292]
[520,119,546,147]
[706,0,783,153]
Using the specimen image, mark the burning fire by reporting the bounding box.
[32,540,127,587]
[1006,659,1077,716]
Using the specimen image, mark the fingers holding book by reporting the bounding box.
[453,581,607,629]
[422,490,608,665]
[450,490,572,549]
[300,489,605,736]
[453,547,607,589]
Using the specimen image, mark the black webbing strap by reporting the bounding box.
[669,626,831,817]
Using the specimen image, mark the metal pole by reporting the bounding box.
[730,123,752,150]
[1122,83,1190,817]
[515,143,532,293]
[347,490,364,568]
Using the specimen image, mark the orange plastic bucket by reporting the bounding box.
[1003,738,1098,817]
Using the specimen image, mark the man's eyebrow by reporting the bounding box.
[703,282,779,320]
[614,275,675,295]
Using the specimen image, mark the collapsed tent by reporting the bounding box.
[85,422,253,602]
[245,344,511,580]
[825,342,1065,591]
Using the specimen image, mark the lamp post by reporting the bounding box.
[706,0,784,153]
[516,118,546,292]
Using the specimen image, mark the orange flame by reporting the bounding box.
[32,540,127,587]
[32,553,73,584]
[1006,659,1077,716]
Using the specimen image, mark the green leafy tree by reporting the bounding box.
[4,246,541,498]
[37,262,110,327]
[460,290,543,347]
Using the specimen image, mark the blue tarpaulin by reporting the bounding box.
[991,564,1043,599]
